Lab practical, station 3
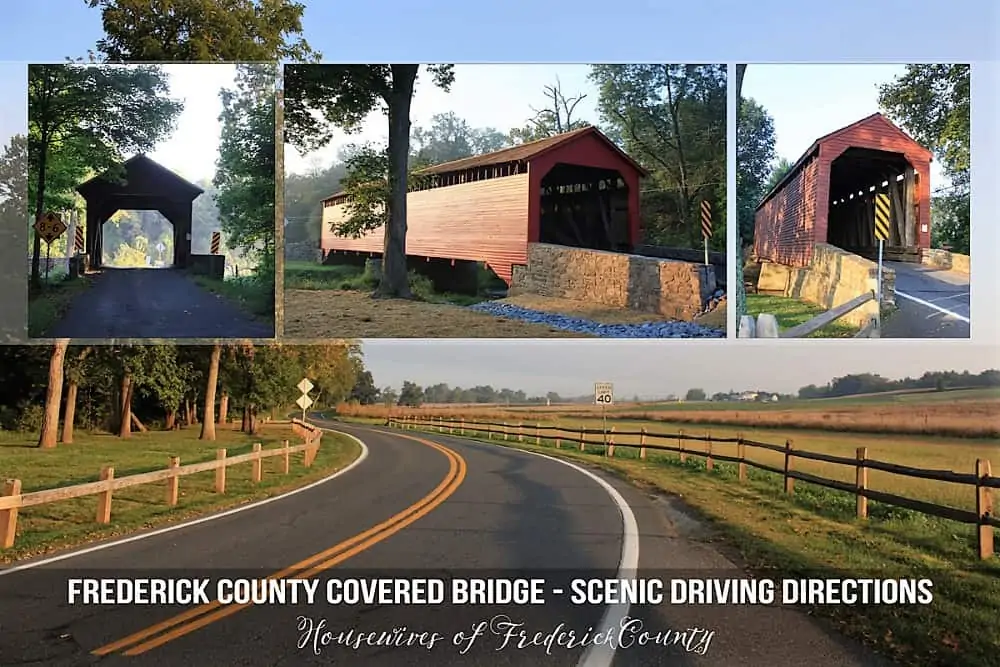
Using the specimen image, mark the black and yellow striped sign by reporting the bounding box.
[74,226,84,253]
[700,200,712,239]
[210,231,221,254]
[874,193,890,241]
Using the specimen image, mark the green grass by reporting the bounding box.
[0,423,360,563]
[27,274,92,337]
[746,293,859,337]
[398,422,1000,667]
[192,274,275,321]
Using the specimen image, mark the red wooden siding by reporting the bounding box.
[754,114,933,267]
[321,174,530,282]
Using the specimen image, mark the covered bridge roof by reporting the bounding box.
[76,154,205,201]
[755,113,933,211]
[320,125,648,203]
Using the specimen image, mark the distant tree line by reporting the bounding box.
[347,376,564,408]
[798,369,999,399]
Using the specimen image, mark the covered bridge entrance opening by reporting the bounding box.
[77,155,204,270]
[827,148,919,262]
[539,163,630,252]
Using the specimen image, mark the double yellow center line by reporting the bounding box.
[93,435,466,657]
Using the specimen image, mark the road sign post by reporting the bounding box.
[33,211,67,283]
[211,231,221,255]
[874,193,891,328]
[700,200,712,266]
[296,377,314,422]
[594,382,614,445]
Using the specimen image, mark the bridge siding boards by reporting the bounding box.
[753,113,933,268]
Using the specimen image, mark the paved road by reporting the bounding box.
[46,268,274,339]
[883,262,970,338]
[0,423,889,666]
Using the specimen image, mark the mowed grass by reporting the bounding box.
[191,274,276,322]
[398,421,1000,666]
[746,293,858,337]
[0,423,361,563]
[27,274,93,337]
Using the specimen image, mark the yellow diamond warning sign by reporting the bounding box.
[34,211,67,245]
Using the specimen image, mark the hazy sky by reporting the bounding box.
[743,64,949,188]
[361,340,1000,396]
[285,64,598,175]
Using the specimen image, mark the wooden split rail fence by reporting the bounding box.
[740,290,879,338]
[0,419,324,550]
[388,415,998,560]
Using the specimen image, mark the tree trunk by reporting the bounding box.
[249,405,258,435]
[61,379,78,444]
[376,64,419,299]
[184,399,193,426]
[200,343,221,440]
[38,339,68,448]
[131,412,148,432]
[31,131,49,289]
[118,375,134,438]
[242,405,250,433]
[165,409,176,431]
[218,391,229,426]
[734,64,748,322]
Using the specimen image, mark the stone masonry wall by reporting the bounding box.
[285,239,322,263]
[757,243,894,327]
[509,243,716,321]
[922,248,970,274]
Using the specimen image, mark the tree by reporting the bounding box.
[199,343,222,440]
[736,98,776,247]
[509,79,589,144]
[85,0,318,61]
[349,370,379,405]
[38,340,69,448]
[27,64,182,286]
[284,64,455,298]
[412,112,509,164]
[684,388,707,402]
[61,346,93,444]
[734,64,748,322]
[214,63,277,300]
[591,64,727,249]
[397,381,424,407]
[764,158,793,192]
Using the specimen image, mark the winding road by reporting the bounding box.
[0,422,889,666]
[46,268,274,339]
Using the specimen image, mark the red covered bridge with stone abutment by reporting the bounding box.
[751,113,933,324]
[319,127,721,319]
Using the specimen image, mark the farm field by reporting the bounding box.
[0,423,360,563]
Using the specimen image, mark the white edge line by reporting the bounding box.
[0,429,369,577]
[895,290,972,323]
[479,443,640,667]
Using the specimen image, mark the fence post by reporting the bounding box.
[855,447,869,519]
[252,443,263,483]
[503,422,508,441]
[518,423,523,443]
[640,427,647,460]
[0,479,22,549]
[678,429,686,463]
[705,432,714,471]
[579,427,586,452]
[282,440,291,474]
[167,457,180,506]
[460,419,465,436]
[535,423,540,445]
[783,440,794,494]
[977,459,994,560]
[96,466,115,524]
[737,436,746,481]
[555,430,561,448]
[215,449,227,493]
[487,422,493,440]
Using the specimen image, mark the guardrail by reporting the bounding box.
[388,415,997,560]
[0,419,323,549]
[739,290,879,338]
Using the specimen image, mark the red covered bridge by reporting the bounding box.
[753,113,933,266]
[319,126,648,284]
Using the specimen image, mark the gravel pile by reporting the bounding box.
[468,302,726,338]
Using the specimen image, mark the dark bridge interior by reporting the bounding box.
[827,148,918,261]
[77,155,204,269]
[539,163,630,252]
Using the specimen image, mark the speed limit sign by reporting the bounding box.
[594,382,614,406]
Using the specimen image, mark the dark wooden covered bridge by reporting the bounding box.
[753,113,933,267]
[320,125,649,284]
[77,154,204,269]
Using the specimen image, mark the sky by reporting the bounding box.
[286,64,598,175]
[743,64,950,189]
[360,340,999,397]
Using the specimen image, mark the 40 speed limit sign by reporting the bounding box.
[594,382,614,406]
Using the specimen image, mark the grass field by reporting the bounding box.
[191,274,275,322]
[391,420,1000,666]
[0,422,360,563]
[746,293,858,337]
[341,387,1000,438]
[27,273,92,337]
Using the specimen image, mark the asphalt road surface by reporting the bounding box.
[45,268,274,339]
[0,423,890,667]
[883,262,971,338]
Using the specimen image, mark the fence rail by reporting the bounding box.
[740,290,879,338]
[388,415,997,560]
[0,419,324,549]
